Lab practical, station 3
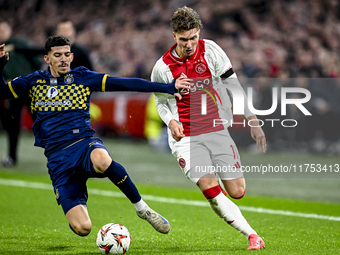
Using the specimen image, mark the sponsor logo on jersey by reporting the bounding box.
[30,84,90,112]
[36,79,46,83]
[64,74,74,84]
[47,86,59,98]
[35,100,71,107]
[180,78,222,107]
[180,88,190,95]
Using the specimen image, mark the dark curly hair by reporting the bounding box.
[44,35,70,54]
[170,6,203,33]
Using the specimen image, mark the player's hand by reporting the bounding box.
[174,76,190,100]
[248,116,266,153]
[0,44,9,60]
[169,119,185,141]
[251,126,266,153]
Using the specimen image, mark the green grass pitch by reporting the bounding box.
[0,133,339,254]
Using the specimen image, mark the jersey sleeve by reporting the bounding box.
[81,69,108,92]
[87,62,178,94]
[3,75,31,100]
[0,56,30,100]
[204,39,232,78]
[205,40,254,118]
[224,73,254,118]
[151,59,176,126]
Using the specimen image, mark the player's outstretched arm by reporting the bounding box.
[105,76,190,100]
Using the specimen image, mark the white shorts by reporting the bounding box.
[169,129,244,183]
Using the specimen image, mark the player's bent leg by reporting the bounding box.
[196,174,220,192]
[222,177,246,199]
[90,148,112,174]
[90,148,171,234]
[91,148,142,203]
[199,177,248,232]
[66,204,92,236]
[197,175,263,249]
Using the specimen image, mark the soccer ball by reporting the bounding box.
[96,223,131,254]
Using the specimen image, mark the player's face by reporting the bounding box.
[173,28,200,58]
[44,45,73,77]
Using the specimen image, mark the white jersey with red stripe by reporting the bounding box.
[151,39,247,142]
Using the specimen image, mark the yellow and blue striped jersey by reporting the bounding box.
[8,66,107,149]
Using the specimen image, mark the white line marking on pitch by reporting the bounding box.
[1,178,339,222]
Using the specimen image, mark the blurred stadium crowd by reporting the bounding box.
[1,0,340,154]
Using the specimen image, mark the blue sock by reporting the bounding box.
[104,160,141,203]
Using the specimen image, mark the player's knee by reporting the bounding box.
[91,150,112,174]
[197,174,219,192]
[95,161,111,174]
[71,220,92,236]
[229,187,246,199]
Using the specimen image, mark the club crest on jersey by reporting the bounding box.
[47,86,59,98]
[179,158,186,169]
[195,62,207,74]
[64,74,74,84]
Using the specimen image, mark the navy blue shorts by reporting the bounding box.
[46,137,108,214]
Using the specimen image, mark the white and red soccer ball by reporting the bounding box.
[96,223,131,254]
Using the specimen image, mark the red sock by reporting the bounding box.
[221,188,228,196]
[203,185,222,199]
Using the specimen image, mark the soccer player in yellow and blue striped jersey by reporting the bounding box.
[0,35,190,236]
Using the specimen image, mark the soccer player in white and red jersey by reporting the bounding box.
[151,6,266,250]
